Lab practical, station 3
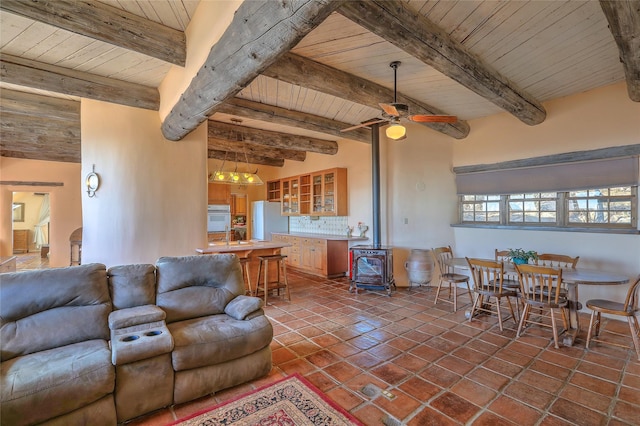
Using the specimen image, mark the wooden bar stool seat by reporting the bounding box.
[256,254,290,304]
[238,257,252,296]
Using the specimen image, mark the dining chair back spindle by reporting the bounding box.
[585,275,640,361]
[537,253,580,269]
[431,246,472,312]
[516,264,569,349]
[466,258,518,332]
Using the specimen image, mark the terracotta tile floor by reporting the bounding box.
[124,270,640,425]
[71,268,640,424]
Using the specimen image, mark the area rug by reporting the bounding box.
[170,373,364,425]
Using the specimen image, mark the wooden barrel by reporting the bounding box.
[404,249,433,285]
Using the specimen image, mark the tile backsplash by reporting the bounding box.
[289,216,349,236]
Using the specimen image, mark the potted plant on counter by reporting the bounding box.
[508,248,538,265]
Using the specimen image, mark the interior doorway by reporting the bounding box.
[12,192,50,271]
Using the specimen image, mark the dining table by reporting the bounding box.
[445,257,630,346]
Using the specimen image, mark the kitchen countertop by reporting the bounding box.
[196,239,291,254]
[272,232,368,241]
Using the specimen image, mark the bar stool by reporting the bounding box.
[256,254,290,304]
[238,257,253,296]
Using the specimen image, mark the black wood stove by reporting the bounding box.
[349,123,395,296]
[350,245,395,295]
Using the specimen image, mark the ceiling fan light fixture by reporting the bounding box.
[386,123,406,140]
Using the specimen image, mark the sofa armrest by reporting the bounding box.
[224,295,264,320]
[109,305,165,330]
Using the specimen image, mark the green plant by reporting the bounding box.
[507,248,538,264]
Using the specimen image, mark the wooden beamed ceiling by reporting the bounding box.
[1,0,638,165]
[0,0,186,66]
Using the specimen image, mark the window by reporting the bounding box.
[567,187,634,227]
[461,195,500,223]
[459,186,637,231]
[508,193,557,224]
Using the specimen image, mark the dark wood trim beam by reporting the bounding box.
[0,181,64,186]
[161,0,344,141]
[0,89,80,163]
[0,55,160,110]
[208,121,337,155]
[264,53,470,139]
[218,98,372,144]
[600,0,640,102]
[453,144,640,174]
[208,149,284,168]
[0,0,186,66]
[208,137,306,162]
[338,0,546,126]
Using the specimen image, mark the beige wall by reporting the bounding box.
[452,82,639,305]
[0,157,81,266]
[81,100,208,267]
[263,82,639,300]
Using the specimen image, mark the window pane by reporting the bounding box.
[463,211,474,221]
[540,201,556,211]
[509,202,522,211]
[487,211,500,222]
[540,212,556,222]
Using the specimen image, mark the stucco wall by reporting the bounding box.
[81,100,207,267]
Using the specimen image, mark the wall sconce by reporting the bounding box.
[85,164,100,197]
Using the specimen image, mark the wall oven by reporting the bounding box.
[207,204,231,232]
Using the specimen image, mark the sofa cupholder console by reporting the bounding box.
[108,304,175,422]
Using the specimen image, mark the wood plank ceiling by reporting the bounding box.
[0,0,637,165]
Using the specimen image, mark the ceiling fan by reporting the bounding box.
[341,61,457,140]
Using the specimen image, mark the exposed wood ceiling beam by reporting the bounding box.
[0,0,186,66]
[161,0,344,141]
[208,149,284,168]
[217,98,372,144]
[0,55,159,110]
[208,137,306,162]
[264,53,470,139]
[0,89,80,163]
[0,181,64,187]
[208,121,338,155]
[600,0,640,102]
[338,0,547,126]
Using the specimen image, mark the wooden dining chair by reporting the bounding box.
[494,249,523,318]
[494,249,520,288]
[515,264,569,349]
[466,258,518,331]
[585,275,640,361]
[431,246,472,312]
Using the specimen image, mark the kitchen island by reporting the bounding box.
[196,240,292,295]
[272,233,367,278]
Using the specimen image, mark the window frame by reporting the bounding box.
[458,186,638,232]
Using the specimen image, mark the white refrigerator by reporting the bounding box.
[251,201,289,241]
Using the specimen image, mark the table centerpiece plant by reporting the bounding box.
[507,248,538,265]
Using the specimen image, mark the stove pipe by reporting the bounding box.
[371,123,381,248]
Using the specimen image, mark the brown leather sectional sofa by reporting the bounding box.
[0,254,273,425]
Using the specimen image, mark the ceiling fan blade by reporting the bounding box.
[341,119,388,132]
[409,115,458,123]
[379,103,399,117]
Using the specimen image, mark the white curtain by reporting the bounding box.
[34,194,50,248]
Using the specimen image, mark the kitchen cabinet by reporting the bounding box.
[281,176,300,216]
[272,234,348,278]
[208,232,229,243]
[13,229,29,253]
[266,180,281,202]
[312,168,347,216]
[231,194,247,216]
[208,183,231,204]
[275,168,347,217]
